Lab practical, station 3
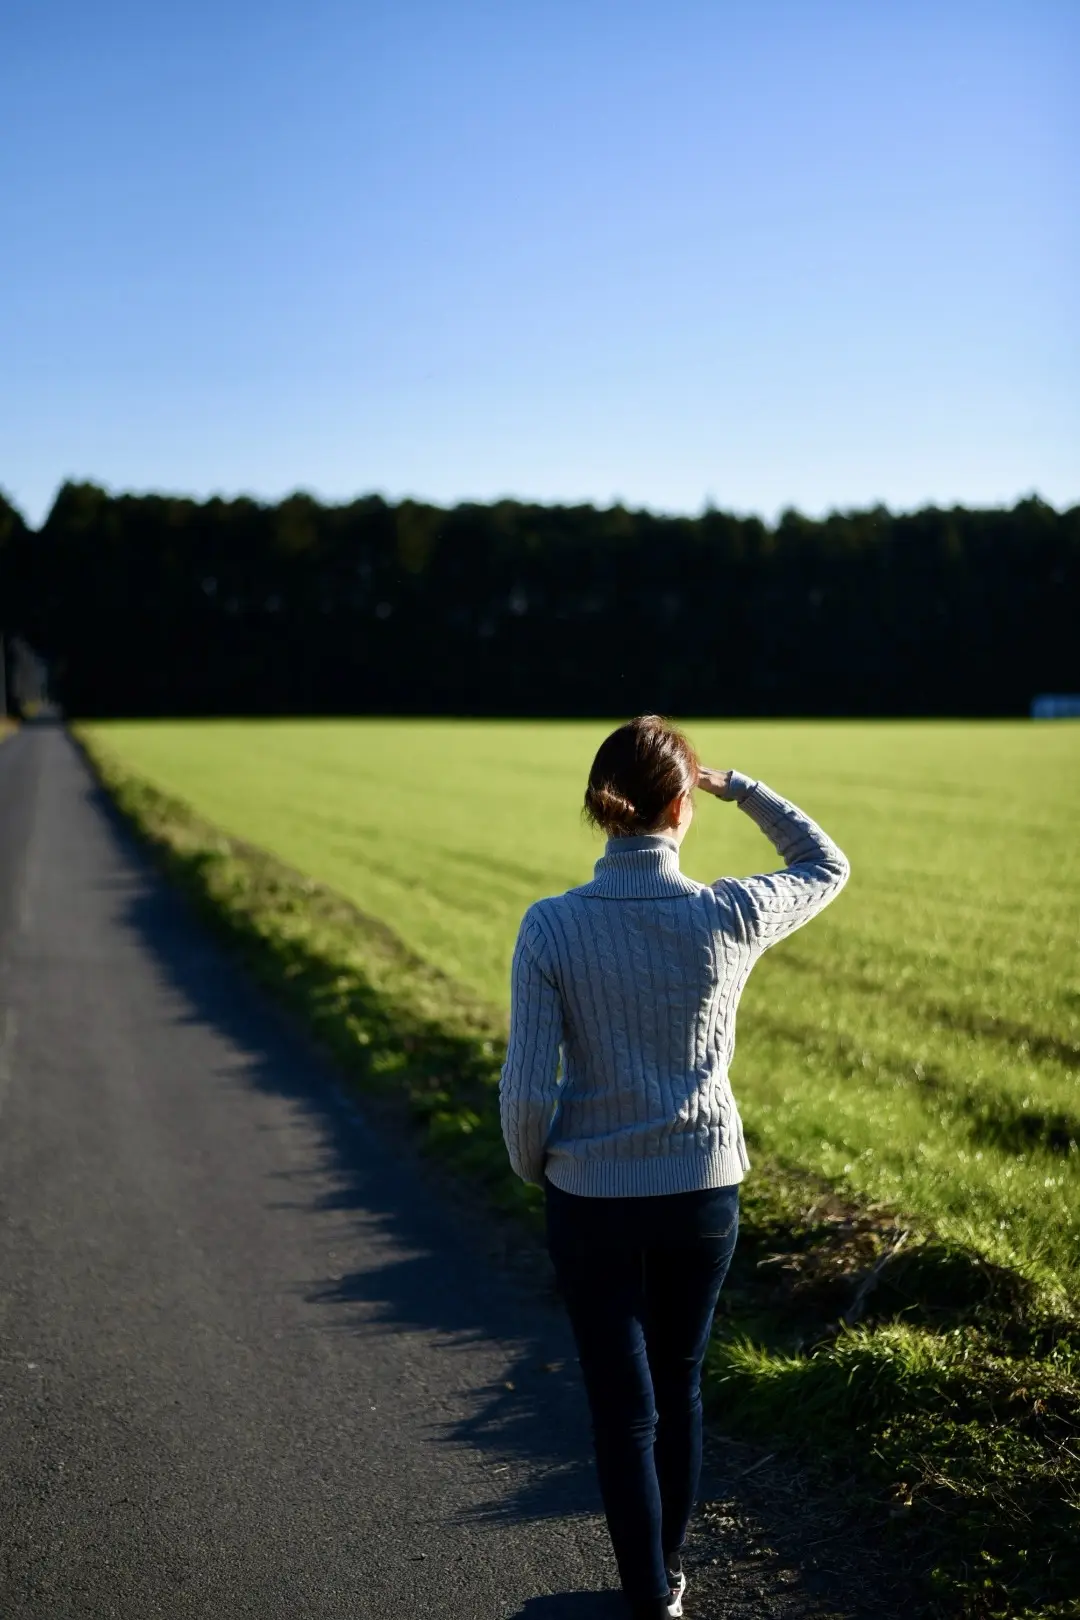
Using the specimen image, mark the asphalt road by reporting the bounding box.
[0,729,886,1620]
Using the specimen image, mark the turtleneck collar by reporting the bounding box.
[604,833,679,856]
[584,834,700,900]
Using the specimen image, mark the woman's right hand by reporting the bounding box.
[697,766,735,799]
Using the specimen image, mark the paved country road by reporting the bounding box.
[0,729,894,1620]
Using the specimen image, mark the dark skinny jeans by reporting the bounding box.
[544,1177,740,1610]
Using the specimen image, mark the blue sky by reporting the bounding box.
[2,0,1076,526]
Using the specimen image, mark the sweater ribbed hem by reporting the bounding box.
[543,1141,750,1198]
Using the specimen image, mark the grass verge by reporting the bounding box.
[79,731,1079,1620]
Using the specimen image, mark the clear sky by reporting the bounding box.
[2,0,1076,527]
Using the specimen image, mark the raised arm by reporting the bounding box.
[699,767,850,950]
[499,909,565,1187]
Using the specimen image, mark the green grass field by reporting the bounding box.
[80,717,1080,1615]
[86,717,1079,1307]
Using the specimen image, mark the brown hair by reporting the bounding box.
[583,715,700,837]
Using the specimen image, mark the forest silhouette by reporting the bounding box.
[1,482,1075,717]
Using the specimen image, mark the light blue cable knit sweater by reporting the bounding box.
[499,771,850,1197]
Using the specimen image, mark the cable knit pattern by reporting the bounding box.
[499,772,850,1195]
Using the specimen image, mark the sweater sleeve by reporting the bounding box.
[499,911,565,1187]
[712,772,850,951]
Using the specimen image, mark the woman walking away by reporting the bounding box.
[499,715,850,1619]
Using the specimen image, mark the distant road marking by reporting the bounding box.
[17,849,36,933]
[0,1009,16,1126]
[15,749,41,935]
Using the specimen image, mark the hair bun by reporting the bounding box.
[582,714,700,838]
[585,783,641,835]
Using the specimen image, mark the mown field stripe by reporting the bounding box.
[773,941,1080,1067]
[77,731,1080,1620]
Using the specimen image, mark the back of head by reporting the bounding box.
[583,714,699,838]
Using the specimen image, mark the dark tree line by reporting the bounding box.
[0,481,1076,717]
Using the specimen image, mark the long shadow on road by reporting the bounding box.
[86,776,606,1535]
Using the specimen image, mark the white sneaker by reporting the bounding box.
[666,1566,687,1617]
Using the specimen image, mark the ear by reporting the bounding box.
[663,790,688,828]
